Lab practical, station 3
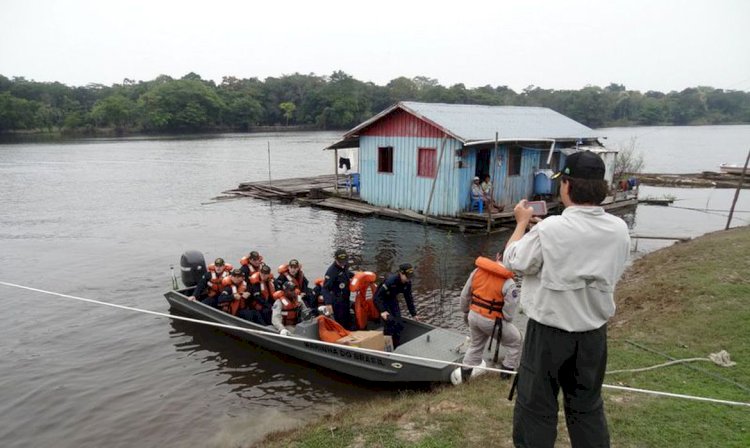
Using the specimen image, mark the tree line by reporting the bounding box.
[1,71,748,134]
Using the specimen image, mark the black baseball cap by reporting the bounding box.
[288,259,300,267]
[334,249,348,261]
[283,281,296,291]
[260,264,271,274]
[231,268,243,276]
[214,257,225,266]
[248,251,261,260]
[551,150,605,180]
[399,263,415,277]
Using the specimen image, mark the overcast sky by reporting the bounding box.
[1,0,748,93]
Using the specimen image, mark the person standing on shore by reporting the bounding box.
[450,255,522,385]
[503,150,630,448]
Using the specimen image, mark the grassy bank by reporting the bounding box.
[257,227,750,448]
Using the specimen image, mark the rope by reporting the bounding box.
[1,280,749,408]
[606,350,737,374]
[607,358,717,374]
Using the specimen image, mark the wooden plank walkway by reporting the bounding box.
[225,174,343,199]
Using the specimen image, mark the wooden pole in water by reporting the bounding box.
[424,136,448,223]
[725,147,750,230]
[267,141,272,186]
[334,148,339,194]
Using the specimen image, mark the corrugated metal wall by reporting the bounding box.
[360,135,463,216]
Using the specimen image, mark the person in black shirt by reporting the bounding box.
[374,263,418,347]
[322,249,354,329]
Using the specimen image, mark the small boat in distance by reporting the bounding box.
[165,251,468,383]
[719,163,748,175]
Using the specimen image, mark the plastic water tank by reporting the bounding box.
[534,170,554,195]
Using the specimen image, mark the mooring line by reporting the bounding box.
[1,280,748,408]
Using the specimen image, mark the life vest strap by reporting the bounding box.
[470,295,503,313]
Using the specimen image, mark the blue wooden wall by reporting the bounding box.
[359,135,463,216]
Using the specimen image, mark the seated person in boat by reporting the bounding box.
[304,277,326,316]
[274,259,311,301]
[374,263,419,347]
[272,281,311,336]
[322,249,355,330]
[247,264,276,325]
[239,250,264,282]
[216,268,252,318]
[188,257,232,306]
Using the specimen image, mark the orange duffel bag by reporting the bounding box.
[318,315,351,342]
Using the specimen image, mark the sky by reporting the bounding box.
[1,0,749,93]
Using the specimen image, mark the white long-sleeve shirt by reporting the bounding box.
[503,206,630,332]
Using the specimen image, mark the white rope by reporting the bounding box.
[1,280,749,408]
[606,356,726,375]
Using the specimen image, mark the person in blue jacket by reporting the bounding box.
[322,249,354,329]
[374,263,419,347]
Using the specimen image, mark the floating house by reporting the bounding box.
[326,101,615,217]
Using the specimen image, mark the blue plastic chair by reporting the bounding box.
[470,196,484,213]
[347,173,360,193]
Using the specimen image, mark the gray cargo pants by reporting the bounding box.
[463,310,522,369]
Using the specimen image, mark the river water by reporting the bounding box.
[1,126,749,447]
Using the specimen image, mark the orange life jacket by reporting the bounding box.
[207,264,232,297]
[313,278,325,305]
[350,271,380,330]
[275,294,301,327]
[277,264,305,293]
[469,256,514,320]
[220,277,248,316]
[240,256,263,275]
[250,272,276,310]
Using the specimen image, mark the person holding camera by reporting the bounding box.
[503,150,630,448]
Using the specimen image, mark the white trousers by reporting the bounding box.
[463,310,522,369]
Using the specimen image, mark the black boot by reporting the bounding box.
[500,365,514,380]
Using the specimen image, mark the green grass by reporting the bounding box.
[256,226,750,448]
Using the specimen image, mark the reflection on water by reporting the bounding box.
[167,317,388,405]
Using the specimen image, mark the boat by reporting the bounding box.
[719,163,748,175]
[164,252,468,383]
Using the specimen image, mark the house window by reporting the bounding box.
[508,147,522,176]
[378,146,393,173]
[417,147,437,178]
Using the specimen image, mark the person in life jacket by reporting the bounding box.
[216,268,251,317]
[189,257,233,307]
[322,248,355,330]
[271,281,311,336]
[374,263,418,347]
[450,255,522,385]
[239,250,264,282]
[304,277,326,316]
[274,259,311,300]
[247,263,276,325]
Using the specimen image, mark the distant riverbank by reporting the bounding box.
[256,226,750,448]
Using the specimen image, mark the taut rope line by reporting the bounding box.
[1,280,748,408]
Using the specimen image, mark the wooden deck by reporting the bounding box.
[224,174,342,200]
[220,175,639,232]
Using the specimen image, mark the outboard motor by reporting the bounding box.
[180,250,206,287]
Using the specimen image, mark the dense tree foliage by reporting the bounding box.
[0,72,748,134]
